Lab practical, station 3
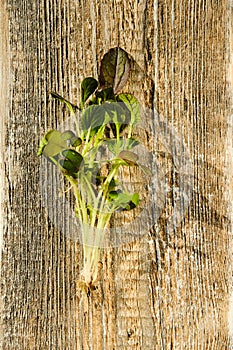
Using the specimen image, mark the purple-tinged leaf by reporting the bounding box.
[99,47,130,94]
[118,150,138,165]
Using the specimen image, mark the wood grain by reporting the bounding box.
[0,0,232,349]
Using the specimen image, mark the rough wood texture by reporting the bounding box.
[0,0,232,349]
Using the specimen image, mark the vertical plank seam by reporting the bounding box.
[227,0,233,345]
[0,0,9,346]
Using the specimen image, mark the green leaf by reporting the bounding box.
[38,130,67,157]
[104,102,126,124]
[99,47,130,94]
[50,92,78,114]
[94,88,116,104]
[108,190,119,200]
[125,138,139,149]
[70,136,82,147]
[102,102,128,138]
[117,93,140,127]
[81,102,126,134]
[81,105,106,132]
[81,77,98,108]
[38,133,50,156]
[118,150,138,165]
[131,193,139,207]
[61,131,82,147]
[60,149,83,174]
[61,130,76,141]
[139,164,152,177]
[110,192,139,211]
[103,138,125,155]
[103,137,138,156]
[108,178,117,191]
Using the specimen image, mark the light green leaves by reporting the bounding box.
[38,132,50,156]
[117,93,140,128]
[38,129,82,163]
[109,191,139,211]
[38,130,83,176]
[38,130,67,157]
[99,47,130,94]
[61,130,82,147]
[103,138,139,156]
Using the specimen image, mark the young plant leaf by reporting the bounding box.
[38,130,67,157]
[50,92,78,114]
[108,190,119,200]
[99,47,130,94]
[61,130,82,147]
[125,137,139,149]
[104,102,126,124]
[81,102,126,134]
[117,93,140,127]
[95,87,116,104]
[38,132,51,156]
[124,193,139,210]
[131,193,139,206]
[60,149,83,174]
[81,77,98,108]
[81,105,106,132]
[118,150,138,165]
[70,136,82,147]
[61,130,76,141]
[103,138,125,155]
[110,192,139,211]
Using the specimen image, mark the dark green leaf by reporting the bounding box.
[108,178,117,191]
[108,190,120,200]
[50,92,78,114]
[81,102,127,133]
[60,149,83,174]
[81,105,106,132]
[117,93,140,127]
[61,149,83,165]
[99,47,130,94]
[95,88,116,103]
[70,136,82,147]
[59,159,76,173]
[104,102,126,124]
[81,77,98,108]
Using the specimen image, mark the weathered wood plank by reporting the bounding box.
[0,0,232,349]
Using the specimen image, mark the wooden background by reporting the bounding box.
[0,0,232,349]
